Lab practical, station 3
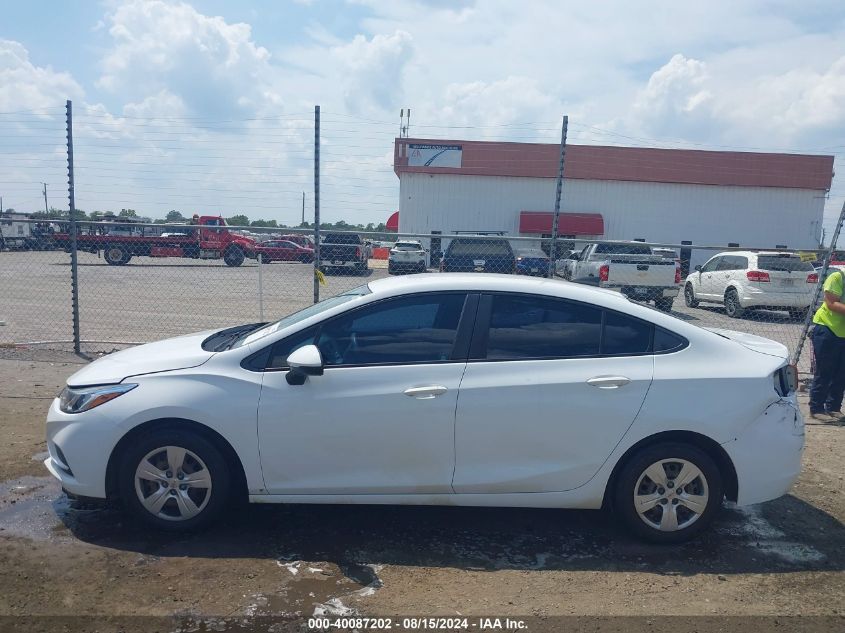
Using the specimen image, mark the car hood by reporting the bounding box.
[66,330,217,386]
[704,327,789,360]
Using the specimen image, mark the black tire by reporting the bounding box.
[684,283,699,308]
[724,288,745,318]
[655,297,674,312]
[104,244,130,266]
[418,262,427,273]
[388,262,396,275]
[223,246,245,267]
[614,442,723,543]
[789,307,810,321]
[356,261,368,275]
[118,428,231,532]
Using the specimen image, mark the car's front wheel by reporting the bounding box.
[614,442,723,543]
[119,429,231,531]
[684,283,699,308]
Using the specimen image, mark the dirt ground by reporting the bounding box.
[0,351,843,632]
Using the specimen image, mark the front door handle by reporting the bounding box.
[587,376,631,389]
[404,385,448,399]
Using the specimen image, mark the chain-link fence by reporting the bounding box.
[0,219,836,376]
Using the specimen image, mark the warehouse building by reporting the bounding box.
[392,138,835,268]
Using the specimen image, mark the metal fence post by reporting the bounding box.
[257,252,264,321]
[313,104,321,304]
[548,115,568,277]
[66,100,80,353]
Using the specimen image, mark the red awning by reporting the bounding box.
[386,211,399,232]
[518,211,603,236]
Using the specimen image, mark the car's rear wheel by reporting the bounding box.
[223,246,244,267]
[119,429,231,531]
[614,442,723,543]
[684,283,699,308]
[724,289,745,318]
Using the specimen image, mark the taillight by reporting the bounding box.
[599,264,609,282]
[356,247,361,258]
[674,264,681,284]
[746,270,770,282]
[807,273,819,284]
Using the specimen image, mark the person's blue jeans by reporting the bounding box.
[810,325,845,413]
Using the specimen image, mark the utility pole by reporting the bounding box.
[313,106,321,304]
[548,115,569,277]
[42,183,48,215]
[302,191,305,226]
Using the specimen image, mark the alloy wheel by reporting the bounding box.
[633,458,709,532]
[134,445,212,521]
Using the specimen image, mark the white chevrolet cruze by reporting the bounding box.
[45,274,804,543]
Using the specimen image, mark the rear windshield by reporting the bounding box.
[517,249,548,258]
[595,243,652,255]
[323,233,361,244]
[448,239,513,257]
[757,255,814,272]
[395,242,422,251]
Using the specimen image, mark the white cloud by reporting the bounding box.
[0,39,83,112]
[97,0,279,117]
[331,30,414,113]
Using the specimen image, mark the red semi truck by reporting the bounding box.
[55,216,259,267]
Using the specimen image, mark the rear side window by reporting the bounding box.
[595,243,652,256]
[654,328,688,353]
[757,256,813,272]
[602,312,652,355]
[484,295,602,359]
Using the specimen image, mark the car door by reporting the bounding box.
[256,292,476,495]
[571,245,592,281]
[697,256,722,300]
[720,255,746,297]
[452,293,654,493]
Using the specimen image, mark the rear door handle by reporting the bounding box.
[403,385,448,399]
[587,376,631,389]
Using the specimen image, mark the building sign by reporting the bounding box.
[408,144,463,168]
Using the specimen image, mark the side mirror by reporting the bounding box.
[694,265,702,272]
[286,344,324,385]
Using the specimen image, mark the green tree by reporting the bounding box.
[227,214,250,226]
[119,208,137,217]
[165,210,185,223]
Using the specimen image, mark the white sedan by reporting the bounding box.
[45,274,804,543]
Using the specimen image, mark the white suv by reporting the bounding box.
[683,251,817,319]
[388,240,427,274]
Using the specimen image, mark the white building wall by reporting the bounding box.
[399,173,825,265]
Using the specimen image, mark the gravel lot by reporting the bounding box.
[0,250,812,369]
[0,250,838,630]
[0,354,843,632]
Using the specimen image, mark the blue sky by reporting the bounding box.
[1,0,844,233]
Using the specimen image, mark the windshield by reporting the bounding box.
[757,255,813,272]
[448,239,512,257]
[234,285,371,348]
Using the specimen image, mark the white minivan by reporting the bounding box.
[684,251,817,319]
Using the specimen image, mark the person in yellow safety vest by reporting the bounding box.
[810,268,845,421]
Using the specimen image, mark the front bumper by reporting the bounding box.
[44,397,121,499]
[723,396,804,506]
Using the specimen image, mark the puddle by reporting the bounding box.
[718,505,826,565]
[0,475,110,542]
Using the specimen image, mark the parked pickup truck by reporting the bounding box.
[320,232,369,274]
[565,242,681,311]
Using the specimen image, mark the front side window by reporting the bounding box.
[316,293,467,366]
[483,295,602,360]
[700,257,720,273]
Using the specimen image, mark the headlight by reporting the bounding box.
[58,383,137,414]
